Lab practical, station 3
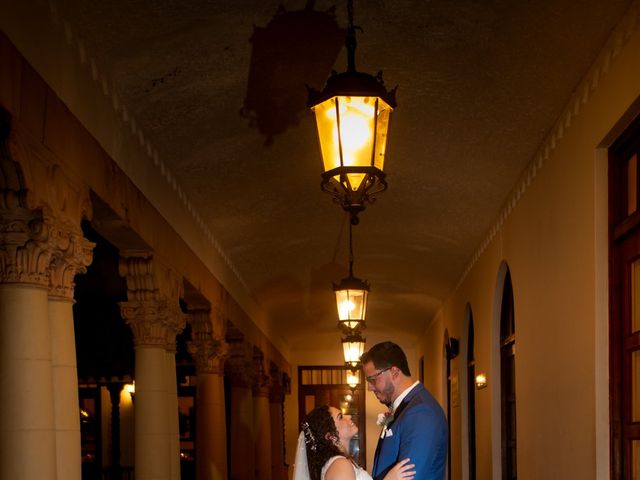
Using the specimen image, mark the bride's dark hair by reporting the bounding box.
[301,405,351,480]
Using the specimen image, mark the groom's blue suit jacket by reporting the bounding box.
[372,383,448,480]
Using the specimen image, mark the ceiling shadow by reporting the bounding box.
[241,2,345,145]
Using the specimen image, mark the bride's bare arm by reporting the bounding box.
[383,458,415,480]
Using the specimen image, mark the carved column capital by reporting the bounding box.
[186,307,228,375]
[253,376,270,397]
[252,349,270,398]
[0,207,54,286]
[48,222,94,300]
[118,252,185,348]
[269,365,285,404]
[188,336,228,375]
[225,332,254,388]
[120,299,183,347]
[164,306,186,352]
[1,107,95,293]
[226,359,254,388]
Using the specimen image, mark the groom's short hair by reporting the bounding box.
[361,341,411,376]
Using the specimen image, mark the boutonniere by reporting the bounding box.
[377,410,394,438]
[376,411,394,428]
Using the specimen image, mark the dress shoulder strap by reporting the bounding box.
[321,455,348,480]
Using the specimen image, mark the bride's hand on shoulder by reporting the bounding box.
[383,458,415,480]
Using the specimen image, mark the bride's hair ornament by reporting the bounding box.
[301,420,317,452]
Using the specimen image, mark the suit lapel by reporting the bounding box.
[387,386,419,428]
[387,399,407,428]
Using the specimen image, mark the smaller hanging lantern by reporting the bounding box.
[342,332,366,367]
[334,220,369,331]
[346,369,361,389]
[335,275,369,331]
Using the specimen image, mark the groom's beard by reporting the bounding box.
[375,379,395,405]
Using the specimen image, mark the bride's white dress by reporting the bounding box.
[321,456,373,480]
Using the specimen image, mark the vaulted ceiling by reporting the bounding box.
[3,0,633,351]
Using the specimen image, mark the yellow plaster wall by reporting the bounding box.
[420,4,640,479]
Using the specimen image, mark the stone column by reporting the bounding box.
[119,252,185,480]
[226,329,255,480]
[106,383,124,473]
[187,307,228,480]
[0,207,57,480]
[48,225,94,480]
[166,338,181,480]
[269,366,286,480]
[253,350,272,480]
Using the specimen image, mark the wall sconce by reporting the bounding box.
[475,373,487,389]
[124,382,135,402]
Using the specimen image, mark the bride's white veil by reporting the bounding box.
[292,431,311,480]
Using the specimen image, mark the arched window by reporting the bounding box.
[500,269,516,479]
[466,311,476,480]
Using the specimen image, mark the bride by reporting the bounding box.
[293,404,415,480]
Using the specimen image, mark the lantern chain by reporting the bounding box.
[346,0,362,73]
[348,219,355,278]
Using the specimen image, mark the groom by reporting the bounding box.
[361,341,448,480]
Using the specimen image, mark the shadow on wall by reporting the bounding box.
[241,2,345,145]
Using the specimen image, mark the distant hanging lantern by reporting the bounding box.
[346,369,361,389]
[342,332,366,368]
[308,0,396,225]
[335,275,369,331]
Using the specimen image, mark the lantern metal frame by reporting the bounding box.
[308,0,397,225]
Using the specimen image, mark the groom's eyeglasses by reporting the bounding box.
[365,367,392,384]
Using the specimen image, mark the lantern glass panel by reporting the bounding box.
[313,98,341,174]
[335,287,368,329]
[373,100,392,171]
[313,96,391,191]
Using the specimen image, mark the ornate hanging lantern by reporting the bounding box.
[308,0,397,225]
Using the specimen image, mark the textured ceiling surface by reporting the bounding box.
[35,0,632,345]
